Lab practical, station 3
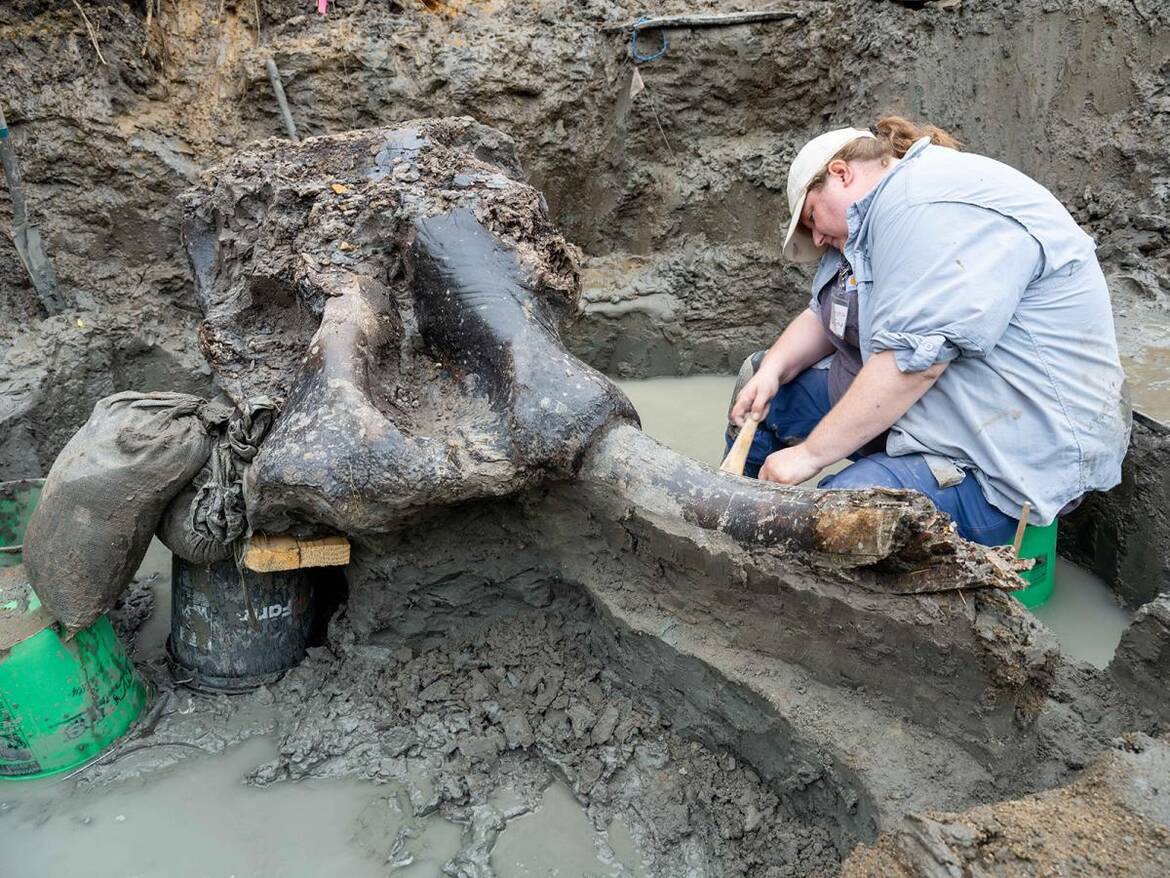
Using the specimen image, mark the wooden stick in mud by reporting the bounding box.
[71,0,109,65]
[719,417,759,476]
[265,57,301,142]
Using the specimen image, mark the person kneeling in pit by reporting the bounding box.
[727,116,1130,547]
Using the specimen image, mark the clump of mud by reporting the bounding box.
[108,577,155,649]
[843,733,1170,877]
[252,588,840,876]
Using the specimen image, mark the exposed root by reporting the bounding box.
[71,0,108,65]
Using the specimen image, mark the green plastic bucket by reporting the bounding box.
[1010,519,1058,609]
[0,479,43,568]
[0,478,148,781]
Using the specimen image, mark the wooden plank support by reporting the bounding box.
[244,533,350,573]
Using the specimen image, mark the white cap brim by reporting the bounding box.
[781,188,825,263]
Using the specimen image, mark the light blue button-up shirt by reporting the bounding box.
[808,138,1130,525]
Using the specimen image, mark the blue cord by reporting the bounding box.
[629,17,668,63]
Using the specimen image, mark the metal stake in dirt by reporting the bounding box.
[0,104,66,315]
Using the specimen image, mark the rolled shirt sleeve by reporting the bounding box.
[866,201,1043,373]
[871,331,960,373]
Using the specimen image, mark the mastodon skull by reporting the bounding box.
[182,118,637,535]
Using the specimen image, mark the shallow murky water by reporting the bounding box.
[618,375,739,468]
[0,738,410,878]
[0,734,639,878]
[492,782,646,877]
[1121,348,1170,424]
[1035,559,1132,669]
[617,374,1133,668]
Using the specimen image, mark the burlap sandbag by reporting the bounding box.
[156,397,275,564]
[156,474,236,565]
[24,392,213,632]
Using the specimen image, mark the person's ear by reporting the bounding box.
[827,159,853,186]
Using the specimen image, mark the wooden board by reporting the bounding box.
[243,534,350,573]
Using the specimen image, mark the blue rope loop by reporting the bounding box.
[629,17,668,63]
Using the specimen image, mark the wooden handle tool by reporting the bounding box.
[1011,502,1031,555]
[719,417,759,476]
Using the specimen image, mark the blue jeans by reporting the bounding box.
[724,366,1018,546]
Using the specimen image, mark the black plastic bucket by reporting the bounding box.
[166,556,324,693]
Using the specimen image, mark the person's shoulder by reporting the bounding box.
[865,146,1015,238]
[903,146,1035,207]
[817,249,843,272]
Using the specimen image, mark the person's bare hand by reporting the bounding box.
[758,445,821,485]
[731,371,780,427]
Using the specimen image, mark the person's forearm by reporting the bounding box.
[757,309,835,385]
[800,351,947,467]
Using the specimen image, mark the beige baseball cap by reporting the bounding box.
[782,127,875,263]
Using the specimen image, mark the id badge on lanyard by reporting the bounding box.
[829,274,857,339]
[830,301,848,337]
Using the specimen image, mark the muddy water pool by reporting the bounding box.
[1,733,639,878]
[1,730,640,878]
[616,375,1133,668]
[1,737,449,878]
[1121,348,1170,424]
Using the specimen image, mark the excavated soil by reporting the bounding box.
[843,734,1170,877]
[259,593,842,876]
[3,1,1170,876]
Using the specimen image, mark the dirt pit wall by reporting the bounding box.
[2,0,1169,480]
[1061,413,1170,608]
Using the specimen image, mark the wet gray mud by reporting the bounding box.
[19,570,840,877]
[18,481,1165,876]
[261,592,839,876]
[3,737,450,878]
